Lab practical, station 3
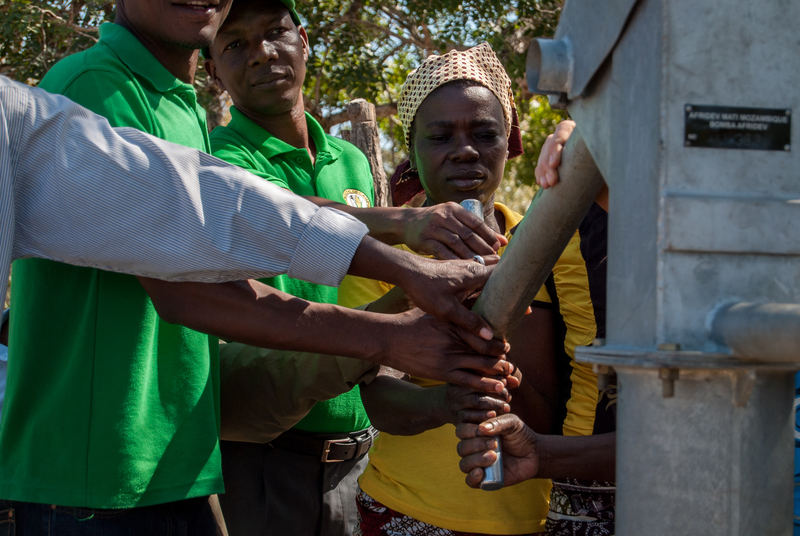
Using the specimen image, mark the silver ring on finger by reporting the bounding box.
[473,255,485,265]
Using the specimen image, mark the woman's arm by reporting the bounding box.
[504,306,561,434]
[456,414,616,486]
[360,368,513,436]
[360,373,450,436]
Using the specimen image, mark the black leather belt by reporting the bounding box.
[269,427,377,463]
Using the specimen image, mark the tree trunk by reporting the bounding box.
[345,99,390,207]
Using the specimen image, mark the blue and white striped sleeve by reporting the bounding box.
[1,76,368,298]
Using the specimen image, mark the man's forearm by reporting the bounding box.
[346,235,420,291]
[11,77,368,288]
[140,277,388,361]
[138,276,511,392]
[536,432,616,481]
[307,197,405,245]
[365,286,414,314]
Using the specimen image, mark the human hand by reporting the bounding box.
[368,254,496,315]
[456,413,540,487]
[399,255,504,340]
[442,381,514,426]
[535,120,576,188]
[381,308,513,394]
[401,202,508,260]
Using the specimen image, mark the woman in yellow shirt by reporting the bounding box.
[338,43,600,536]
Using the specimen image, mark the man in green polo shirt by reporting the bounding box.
[4,2,237,532]
[202,1,375,533]
[5,3,234,531]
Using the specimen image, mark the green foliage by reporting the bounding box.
[495,180,539,216]
[0,1,227,127]
[0,0,112,84]
[511,95,566,186]
[1,0,565,192]
[296,0,565,188]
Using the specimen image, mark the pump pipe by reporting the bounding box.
[472,128,605,339]
[470,128,605,490]
[708,301,800,362]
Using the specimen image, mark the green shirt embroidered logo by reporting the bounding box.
[343,189,372,208]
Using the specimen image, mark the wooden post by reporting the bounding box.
[346,99,390,207]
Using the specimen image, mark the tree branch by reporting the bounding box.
[374,5,427,48]
[355,19,424,49]
[322,102,397,132]
[312,46,330,114]
[27,5,100,42]
[380,5,416,27]
[377,43,404,70]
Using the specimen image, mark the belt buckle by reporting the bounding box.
[321,438,353,463]
[353,432,372,459]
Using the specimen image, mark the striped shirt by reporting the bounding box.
[0,75,368,302]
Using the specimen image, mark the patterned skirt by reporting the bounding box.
[545,479,615,536]
[355,489,539,536]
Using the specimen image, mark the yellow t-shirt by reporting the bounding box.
[338,203,557,534]
[540,233,599,437]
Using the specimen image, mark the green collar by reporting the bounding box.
[228,106,340,162]
[98,23,194,94]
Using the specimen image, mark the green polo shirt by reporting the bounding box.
[2,23,221,508]
[211,107,373,434]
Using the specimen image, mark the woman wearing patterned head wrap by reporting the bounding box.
[390,43,524,208]
[385,44,613,535]
[339,41,609,536]
[336,42,602,536]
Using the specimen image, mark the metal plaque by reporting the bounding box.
[685,105,791,151]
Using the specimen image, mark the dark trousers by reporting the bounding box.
[219,439,368,536]
[0,496,220,536]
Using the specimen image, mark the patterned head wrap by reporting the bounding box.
[398,42,518,148]
[392,42,524,206]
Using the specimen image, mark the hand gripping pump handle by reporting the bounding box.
[469,128,605,490]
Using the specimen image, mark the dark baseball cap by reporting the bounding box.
[203,0,301,58]
[277,0,301,26]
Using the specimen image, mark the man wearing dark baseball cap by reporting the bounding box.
[203,0,513,533]
[204,2,377,534]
